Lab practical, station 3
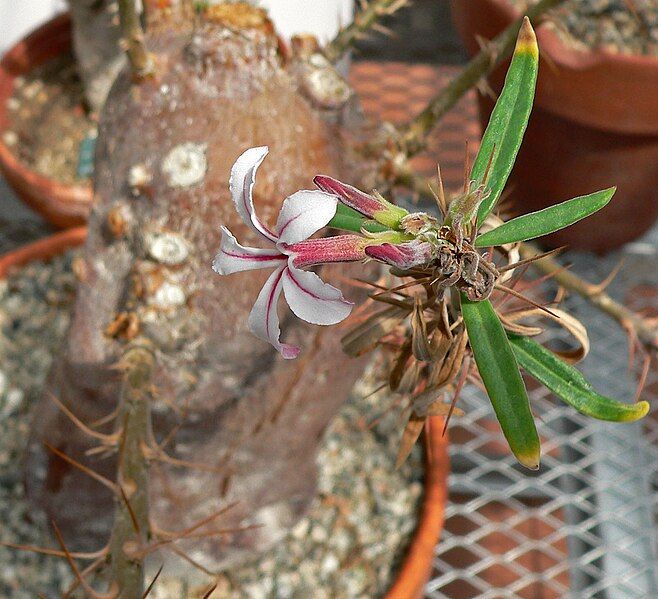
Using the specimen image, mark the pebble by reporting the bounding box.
[0,251,78,597]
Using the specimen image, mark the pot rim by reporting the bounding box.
[0,226,87,278]
[386,416,450,599]
[451,0,658,134]
[0,13,92,229]
[0,230,450,596]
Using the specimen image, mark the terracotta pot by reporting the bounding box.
[386,416,450,599]
[0,226,87,277]
[0,229,449,594]
[450,0,658,253]
[0,13,92,228]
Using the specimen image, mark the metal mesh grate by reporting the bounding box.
[427,229,658,598]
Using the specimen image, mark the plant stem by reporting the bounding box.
[118,0,154,77]
[518,244,658,352]
[325,0,408,63]
[109,342,155,597]
[398,0,567,156]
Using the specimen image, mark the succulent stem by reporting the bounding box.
[109,342,155,597]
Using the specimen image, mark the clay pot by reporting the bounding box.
[0,13,92,228]
[1,229,448,594]
[450,0,658,253]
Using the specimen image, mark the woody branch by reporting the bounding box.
[118,0,154,77]
[325,0,409,63]
[397,0,566,156]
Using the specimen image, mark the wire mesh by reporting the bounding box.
[427,227,658,599]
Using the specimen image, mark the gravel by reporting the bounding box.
[0,251,425,598]
[510,0,658,55]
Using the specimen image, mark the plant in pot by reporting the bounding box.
[1,0,657,595]
[450,0,658,252]
[0,2,124,227]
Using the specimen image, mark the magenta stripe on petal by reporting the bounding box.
[282,266,353,326]
[221,250,285,262]
[247,266,301,359]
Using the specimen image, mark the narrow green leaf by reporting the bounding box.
[329,203,391,234]
[460,295,540,469]
[475,188,615,247]
[509,334,649,422]
[475,17,539,228]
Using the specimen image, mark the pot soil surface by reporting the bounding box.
[511,0,657,55]
[2,52,95,187]
[0,251,424,598]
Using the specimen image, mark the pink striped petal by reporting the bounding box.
[248,266,300,359]
[313,175,408,228]
[313,175,383,218]
[284,235,368,268]
[275,190,338,244]
[365,240,434,269]
[229,146,278,242]
[212,226,286,275]
[282,265,353,326]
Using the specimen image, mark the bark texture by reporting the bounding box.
[26,8,371,571]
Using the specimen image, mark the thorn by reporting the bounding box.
[168,544,215,576]
[44,441,118,494]
[632,352,650,405]
[495,284,560,319]
[498,246,566,272]
[371,22,397,37]
[153,502,240,541]
[46,392,119,444]
[371,277,430,298]
[442,355,470,436]
[202,583,219,599]
[119,485,141,534]
[0,540,106,560]
[435,163,448,217]
[142,440,224,473]
[61,555,107,598]
[142,564,164,598]
[462,140,471,194]
[588,259,624,295]
[52,521,108,599]
[89,405,121,428]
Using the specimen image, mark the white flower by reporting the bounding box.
[213,147,358,359]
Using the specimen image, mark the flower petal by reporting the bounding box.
[248,266,300,359]
[282,265,353,326]
[284,235,368,268]
[212,226,286,275]
[314,175,408,228]
[313,175,383,218]
[229,146,278,242]
[365,240,434,269]
[275,190,338,244]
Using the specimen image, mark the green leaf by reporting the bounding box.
[508,334,649,422]
[460,295,540,469]
[474,18,539,228]
[329,203,391,234]
[475,187,615,247]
